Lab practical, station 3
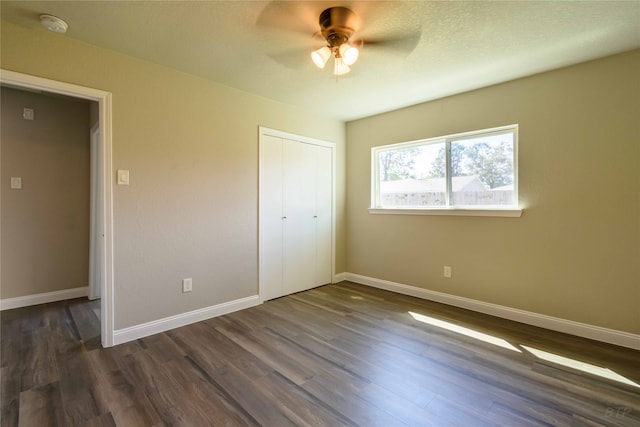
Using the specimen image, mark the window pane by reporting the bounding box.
[378,142,446,207]
[450,132,514,206]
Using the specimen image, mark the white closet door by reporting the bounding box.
[260,135,284,300]
[259,127,334,302]
[283,140,317,294]
[315,145,332,286]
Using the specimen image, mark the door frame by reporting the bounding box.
[1,69,115,347]
[89,123,103,300]
[258,126,336,302]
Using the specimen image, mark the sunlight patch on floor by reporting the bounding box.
[408,311,521,352]
[521,345,640,388]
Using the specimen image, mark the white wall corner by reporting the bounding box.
[112,294,261,345]
[343,273,640,351]
[333,272,348,283]
[0,287,89,311]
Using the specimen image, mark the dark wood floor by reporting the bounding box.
[2,282,639,427]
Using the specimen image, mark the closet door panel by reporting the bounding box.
[260,136,284,300]
[283,140,317,294]
[315,145,333,286]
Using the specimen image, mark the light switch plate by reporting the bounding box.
[116,169,130,185]
[10,177,22,189]
[23,108,34,120]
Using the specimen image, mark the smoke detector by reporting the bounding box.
[40,14,68,34]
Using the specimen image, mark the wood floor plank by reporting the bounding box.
[216,324,315,386]
[286,331,440,409]
[210,363,299,427]
[57,353,101,425]
[167,321,245,372]
[78,412,117,427]
[139,332,187,364]
[68,300,101,344]
[120,350,208,426]
[0,394,19,427]
[159,357,257,427]
[109,404,165,427]
[17,382,66,427]
[253,371,355,427]
[487,401,564,427]
[84,349,162,426]
[50,305,86,362]
[300,375,408,427]
[20,326,58,391]
[1,364,20,414]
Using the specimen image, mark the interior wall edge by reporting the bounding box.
[342,273,640,351]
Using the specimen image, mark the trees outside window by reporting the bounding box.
[372,126,518,209]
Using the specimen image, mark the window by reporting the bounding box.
[371,125,520,216]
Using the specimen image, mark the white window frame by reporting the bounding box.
[370,125,522,217]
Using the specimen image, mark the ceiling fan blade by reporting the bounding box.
[267,48,313,70]
[255,1,321,37]
[360,31,422,56]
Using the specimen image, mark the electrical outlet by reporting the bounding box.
[443,266,452,278]
[182,278,193,293]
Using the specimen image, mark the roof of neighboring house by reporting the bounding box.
[380,176,487,193]
[492,184,514,191]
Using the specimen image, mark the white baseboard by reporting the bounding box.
[0,287,89,311]
[113,294,261,345]
[333,272,348,283]
[342,273,640,351]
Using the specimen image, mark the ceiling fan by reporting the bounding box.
[256,2,422,76]
[311,7,362,76]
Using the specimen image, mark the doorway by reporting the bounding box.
[0,69,115,347]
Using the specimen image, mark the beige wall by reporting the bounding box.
[346,50,640,334]
[1,87,90,298]
[1,20,346,329]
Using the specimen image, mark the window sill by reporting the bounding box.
[368,207,523,217]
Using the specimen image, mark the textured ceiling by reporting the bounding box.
[2,1,639,121]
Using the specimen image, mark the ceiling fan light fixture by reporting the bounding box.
[339,44,359,66]
[333,57,350,76]
[312,7,364,76]
[311,46,331,69]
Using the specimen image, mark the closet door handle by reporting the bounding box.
[282,216,287,219]
[313,215,318,218]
